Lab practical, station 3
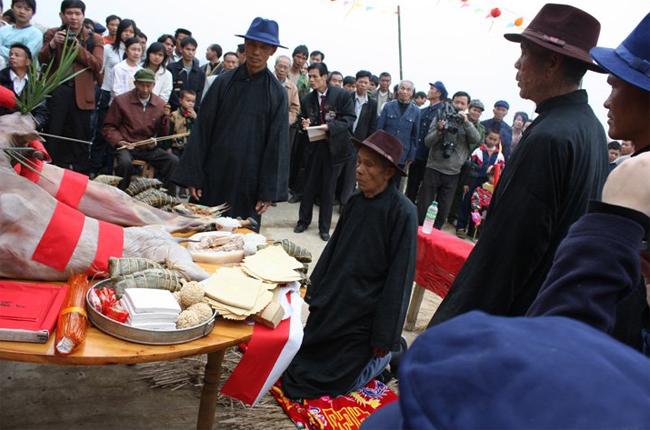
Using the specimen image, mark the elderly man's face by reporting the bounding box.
[356,146,395,197]
[245,39,277,74]
[329,73,343,88]
[223,54,239,70]
[397,82,413,103]
[493,106,508,121]
[621,140,635,155]
[514,40,548,103]
[135,81,154,99]
[274,57,290,81]
[604,74,650,147]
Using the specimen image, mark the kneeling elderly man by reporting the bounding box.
[282,130,418,399]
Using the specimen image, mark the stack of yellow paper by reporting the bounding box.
[201,267,273,320]
[241,245,303,283]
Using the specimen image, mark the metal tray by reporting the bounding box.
[86,279,217,345]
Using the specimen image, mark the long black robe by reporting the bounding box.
[430,90,608,325]
[172,65,289,221]
[282,185,417,399]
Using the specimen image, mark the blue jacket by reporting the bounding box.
[377,100,420,166]
[414,102,443,161]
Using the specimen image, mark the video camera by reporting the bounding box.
[438,101,465,158]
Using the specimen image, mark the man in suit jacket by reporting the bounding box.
[39,0,103,173]
[294,62,356,241]
[337,69,377,206]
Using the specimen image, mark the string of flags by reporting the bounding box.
[325,0,527,31]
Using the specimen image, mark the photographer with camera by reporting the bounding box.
[39,0,103,174]
[417,91,480,226]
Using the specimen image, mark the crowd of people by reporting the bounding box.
[3,0,650,427]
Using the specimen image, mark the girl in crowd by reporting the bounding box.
[143,42,172,102]
[510,111,529,153]
[110,36,142,99]
[101,18,136,104]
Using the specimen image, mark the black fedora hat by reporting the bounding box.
[504,3,604,72]
[235,17,287,49]
[353,130,406,176]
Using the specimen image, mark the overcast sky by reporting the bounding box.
[36,0,647,130]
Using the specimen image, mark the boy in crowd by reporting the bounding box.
[469,166,496,239]
[456,128,505,238]
[167,89,196,157]
[607,141,621,172]
[0,0,42,70]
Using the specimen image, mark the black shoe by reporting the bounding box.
[294,223,307,233]
[377,368,394,385]
[319,232,330,241]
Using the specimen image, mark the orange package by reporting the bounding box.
[55,274,90,355]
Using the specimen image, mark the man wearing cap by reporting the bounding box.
[405,81,446,204]
[481,100,513,159]
[282,130,417,399]
[429,4,610,332]
[468,99,486,142]
[103,68,177,193]
[172,17,288,226]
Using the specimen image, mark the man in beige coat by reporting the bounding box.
[274,55,300,124]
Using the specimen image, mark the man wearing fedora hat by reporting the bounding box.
[172,17,289,227]
[282,130,417,399]
[429,4,611,332]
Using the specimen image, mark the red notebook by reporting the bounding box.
[0,281,69,343]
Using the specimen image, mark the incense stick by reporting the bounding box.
[5,149,56,185]
[38,132,93,146]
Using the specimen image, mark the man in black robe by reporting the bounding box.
[172,18,288,225]
[429,5,610,326]
[282,130,417,399]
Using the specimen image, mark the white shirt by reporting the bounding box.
[353,92,368,132]
[101,43,125,92]
[153,66,173,103]
[9,69,27,95]
[111,60,141,100]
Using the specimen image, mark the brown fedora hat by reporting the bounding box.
[353,130,407,176]
[504,3,604,72]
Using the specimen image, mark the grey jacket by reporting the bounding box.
[424,118,480,175]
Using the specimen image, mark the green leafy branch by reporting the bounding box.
[17,39,88,114]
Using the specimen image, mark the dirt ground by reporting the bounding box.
[0,201,444,430]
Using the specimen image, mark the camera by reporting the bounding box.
[59,25,78,44]
[438,101,465,158]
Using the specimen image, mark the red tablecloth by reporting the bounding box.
[415,227,474,298]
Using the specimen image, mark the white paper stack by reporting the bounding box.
[123,288,182,331]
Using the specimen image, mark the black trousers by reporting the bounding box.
[405,158,426,204]
[338,150,357,206]
[417,168,460,228]
[90,89,114,175]
[45,85,92,173]
[289,131,307,197]
[115,147,179,195]
[298,143,340,234]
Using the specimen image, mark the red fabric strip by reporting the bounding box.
[88,221,124,276]
[55,169,88,209]
[221,313,292,405]
[32,202,85,272]
[13,159,44,183]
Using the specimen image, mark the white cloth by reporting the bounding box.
[101,43,125,92]
[153,66,173,102]
[111,60,141,99]
[9,69,27,95]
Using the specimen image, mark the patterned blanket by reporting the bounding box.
[271,380,397,430]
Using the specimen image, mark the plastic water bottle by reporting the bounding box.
[422,201,438,234]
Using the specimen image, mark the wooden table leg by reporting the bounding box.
[197,349,226,430]
[405,284,425,331]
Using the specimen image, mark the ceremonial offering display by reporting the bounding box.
[86,280,216,345]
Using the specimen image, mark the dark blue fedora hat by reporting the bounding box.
[236,17,287,49]
[591,13,650,92]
